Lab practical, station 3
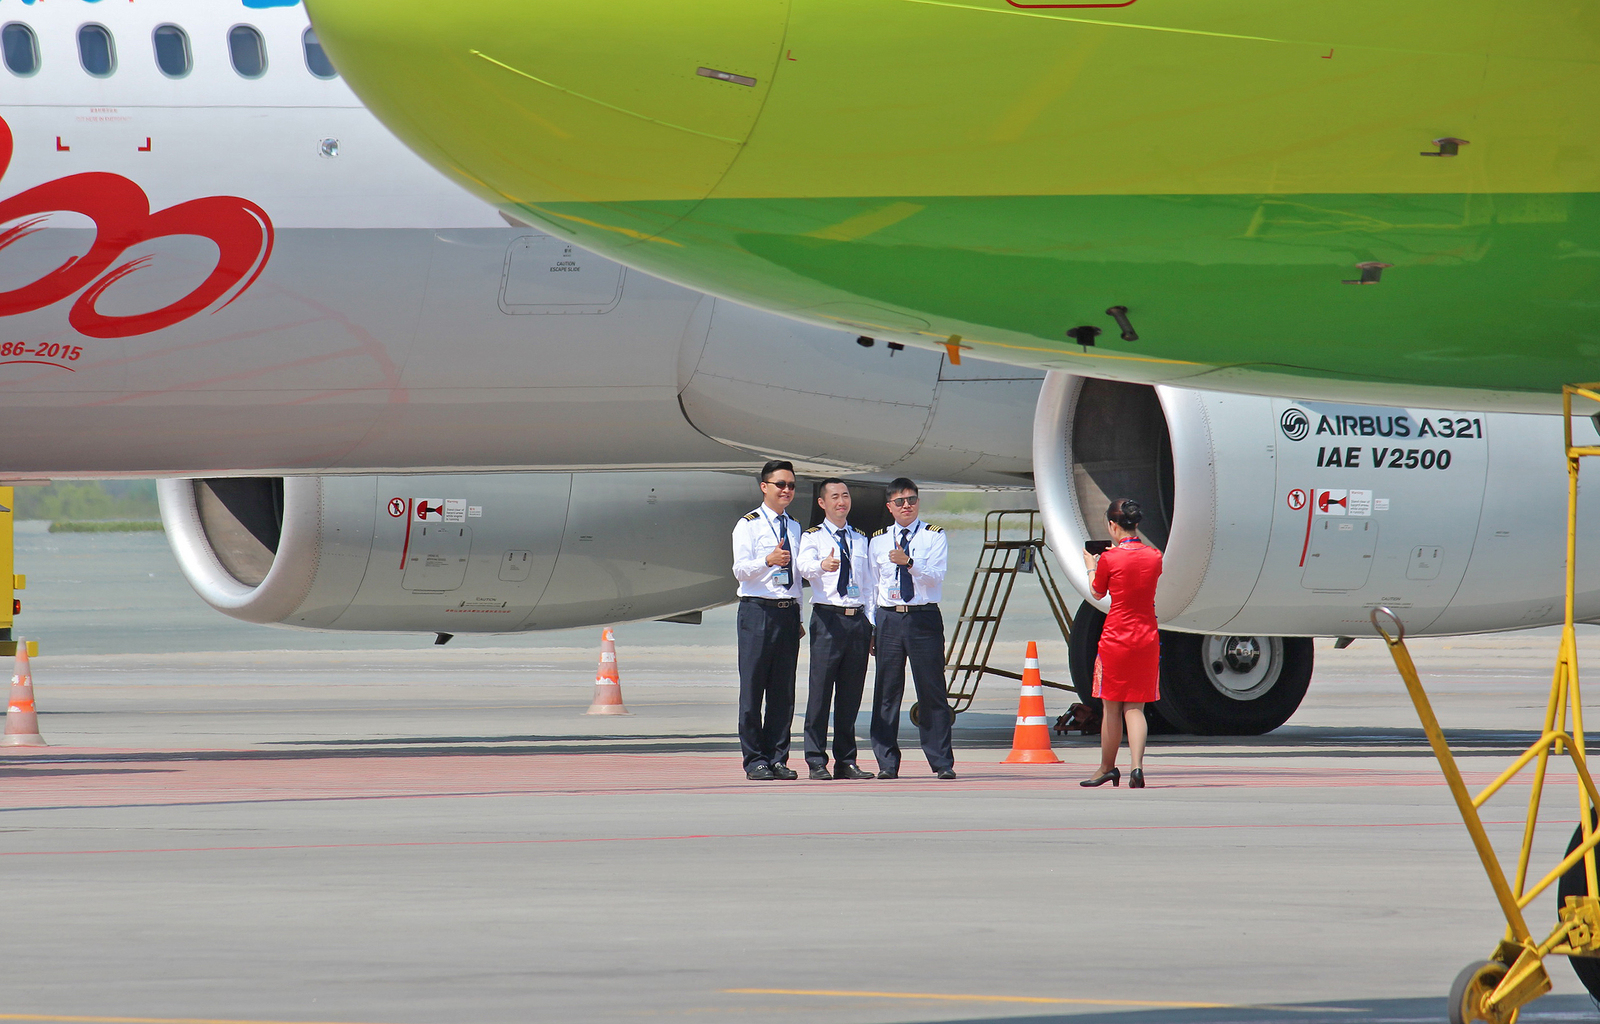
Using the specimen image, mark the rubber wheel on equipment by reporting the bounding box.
[1448,960,1509,1024]
[909,702,920,727]
[1557,818,1600,999]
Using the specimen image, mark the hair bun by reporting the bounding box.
[1107,498,1143,529]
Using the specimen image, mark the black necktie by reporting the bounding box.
[836,528,851,597]
[898,527,915,602]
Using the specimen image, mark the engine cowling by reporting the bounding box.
[1033,373,1600,733]
[158,472,757,633]
[1035,373,1600,638]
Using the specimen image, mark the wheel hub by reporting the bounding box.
[1201,634,1282,701]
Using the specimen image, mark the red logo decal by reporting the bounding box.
[1286,488,1307,511]
[387,498,407,518]
[0,114,274,343]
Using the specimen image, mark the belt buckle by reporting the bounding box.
[896,604,909,613]
[842,607,856,616]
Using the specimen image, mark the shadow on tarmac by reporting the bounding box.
[881,993,1597,1024]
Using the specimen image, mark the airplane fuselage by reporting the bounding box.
[306,0,1600,411]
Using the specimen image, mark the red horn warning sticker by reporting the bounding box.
[415,499,445,522]
[1316,489,1348,516]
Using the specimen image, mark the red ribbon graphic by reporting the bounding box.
[0,114,274,339]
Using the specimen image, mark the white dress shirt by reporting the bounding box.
[797,519,874,623]
[868,518,948,607]
[731,504,803,600]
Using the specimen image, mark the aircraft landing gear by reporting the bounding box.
[1067,601,1312,735]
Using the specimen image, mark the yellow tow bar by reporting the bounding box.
[1373,384,1600,1024]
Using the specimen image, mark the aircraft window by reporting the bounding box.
[228,24,266,79]
[78,24,116,78]
[2,23,39,77]
[301,28,336,79]
[152,25,191,78]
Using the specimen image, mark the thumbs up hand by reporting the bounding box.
[766,543,792,567]
[821,547,840,572]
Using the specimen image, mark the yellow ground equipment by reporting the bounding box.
[1373,384,1600,1024]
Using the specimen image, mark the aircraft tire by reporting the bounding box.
[1067,602,1311,736]
[1066,602,1178,735]
[1557,819,1600,1000]
[1156,632,1313,736]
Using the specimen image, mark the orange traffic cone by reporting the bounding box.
[1002,641,1060,764]
[585,628,630,715]
[1,639,45,746]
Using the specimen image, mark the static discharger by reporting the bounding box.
[697,67,756,87]
[1344,262,1393,285]
[586,628,631,715]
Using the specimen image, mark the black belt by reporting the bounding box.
[813,604,865,616]
[879,604,937,614]
[742,596,798,609]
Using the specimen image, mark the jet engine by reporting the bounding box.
[1034,373,1600,733]
[158,472,757,634]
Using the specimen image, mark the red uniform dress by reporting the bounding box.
[1091,537,1163,703]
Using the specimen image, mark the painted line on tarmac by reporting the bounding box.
[0,1015,394,1024]
[723,989,1359,1011]
[0,818,1551,858]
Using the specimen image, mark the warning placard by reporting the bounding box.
[444,498,467,523]
[415,499,444,522]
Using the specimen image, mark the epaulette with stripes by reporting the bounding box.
[872,527,889,538]
[803,525,821,534]
[742,512,759,521]
[926,524,943,533]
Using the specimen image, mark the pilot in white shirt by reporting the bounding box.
[795,478,875,780]
[730,460,804,781]
[866,478,955,780]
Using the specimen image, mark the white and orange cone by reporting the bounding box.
[585,628,630,715]
[1002,641,1059,764]
[1,639,45,746]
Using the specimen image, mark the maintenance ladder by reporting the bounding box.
[943,509,1074,713]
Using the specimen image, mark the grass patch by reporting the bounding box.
[49,520,164,533]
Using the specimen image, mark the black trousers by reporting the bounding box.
[804,605,872,768]
[737,598,801,769]
[870,605,954,773]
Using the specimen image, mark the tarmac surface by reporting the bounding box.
[5,528,1600,1023]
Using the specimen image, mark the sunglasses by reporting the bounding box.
[764,480,797,491]
[889,496,919,507]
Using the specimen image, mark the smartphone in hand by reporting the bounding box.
[1084,540,1112,556]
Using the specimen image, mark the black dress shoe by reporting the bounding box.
[770,764,799,780]
[1129,767,1145,789]
[746,765,775,781]
[834,764,873,780]
[809,766,833,780]
[936,768,957,780]
[877,769,898,779]
[1079,766,1121,788]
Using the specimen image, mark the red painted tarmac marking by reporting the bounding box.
[0,752,1567,812]
[0,819,1552,858]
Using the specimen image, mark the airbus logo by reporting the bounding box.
[1280,408,1311,442]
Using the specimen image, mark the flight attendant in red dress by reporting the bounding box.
[1080,498,1162,789]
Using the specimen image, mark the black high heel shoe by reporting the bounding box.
[1129,768,1145,789]
[1080,766,1120,788]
